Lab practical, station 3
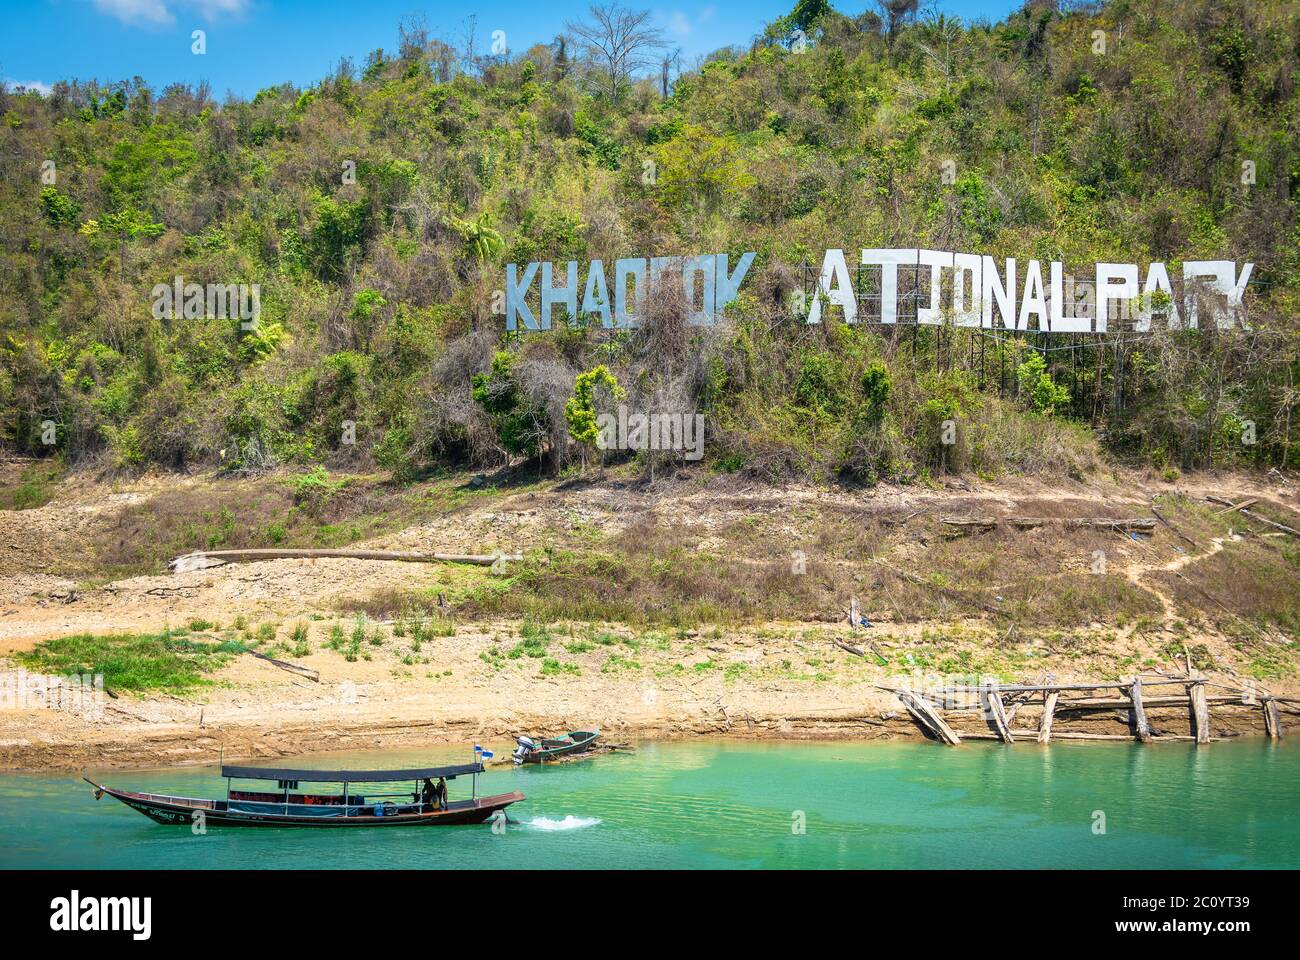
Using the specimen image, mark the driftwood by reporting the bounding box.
[1215,498,1258,515]
[1206,496,1300,538]
[834,637,888,663]
[941,516,1156,535]
[245,648,319,683]
[1239,510,1300,538]
[171,548,522,572]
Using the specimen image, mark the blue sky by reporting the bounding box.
[2,0,1026,99]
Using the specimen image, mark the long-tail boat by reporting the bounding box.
[84,760,523,828]
[512,730,600,764]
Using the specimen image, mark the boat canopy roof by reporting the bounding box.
[220,763,483,783]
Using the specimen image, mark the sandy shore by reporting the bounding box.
[1,616,1283,772]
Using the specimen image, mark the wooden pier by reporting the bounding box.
[879,677,1297,746]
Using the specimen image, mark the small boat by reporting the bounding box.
[512,730,599,764]
[85,760,524,828]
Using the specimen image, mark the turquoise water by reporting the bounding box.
[2,738,1297,869]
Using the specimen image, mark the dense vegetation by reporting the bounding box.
[2,0,1297,486]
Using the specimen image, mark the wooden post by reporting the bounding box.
[1128,679,1152,743]
[981,681,1014,743]
[1038,691,1059,744]
[848,596,860,630]
[896,690,962,745]
[1189,679,1210,745]
[1264,698,1284,739]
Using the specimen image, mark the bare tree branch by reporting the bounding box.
[566,4,667,101]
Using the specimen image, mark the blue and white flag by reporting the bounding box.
[475,744,494,759]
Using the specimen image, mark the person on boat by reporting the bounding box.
[435,777,448,810]
[421,778,435,810]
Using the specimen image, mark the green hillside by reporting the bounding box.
[2,0,1297,485]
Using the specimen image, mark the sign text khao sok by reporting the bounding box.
[505,249,1253,333]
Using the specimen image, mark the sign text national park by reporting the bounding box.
[505,249,1254,333]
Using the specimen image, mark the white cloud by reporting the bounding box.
[4,79,53,96]
[92,0,173,24]
[90,0,250,27]
[192,0,251,18]
[700,6,716,23]
[668,11,691,36]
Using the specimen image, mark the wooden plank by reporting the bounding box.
[942,681,1186,693]
[1038,691,1059,744]
[1051,694,1240,709]
[895,690,962,745]
[1190,680,1210,745]
[981,682,1014,743]
[946,693,1243,713]
[1215,498,1258,515]
[1264,699,1284,739]
[1128,679,1152,743]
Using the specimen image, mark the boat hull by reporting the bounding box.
[91,782,524,828]
[518,730,600,764]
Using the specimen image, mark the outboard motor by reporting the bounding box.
[512,736,536,765]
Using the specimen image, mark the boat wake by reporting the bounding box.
[527,815,601,832]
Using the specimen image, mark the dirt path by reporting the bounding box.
[1123,536,1226,625]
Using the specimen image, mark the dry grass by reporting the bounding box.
[88,470,522,580]
[451,500,1175,629]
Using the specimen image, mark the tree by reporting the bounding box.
[471,351,548,462]
[877,0,919,42]
[790,0,831,31]
[78,207,164,277]
[1017,353,1069,417]
[860,362,891,427]
[447,211,504,326]
[448,211,504,263]
[565,365,625,472]
[566,4,666,101]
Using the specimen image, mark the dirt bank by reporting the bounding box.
[0,613,1289,772]
[1,465,1297,771]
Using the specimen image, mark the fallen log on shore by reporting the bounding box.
[942,516,1157,534]
[170,548,523,572]
[1206,496,1300,538]
[245,648,320,683]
